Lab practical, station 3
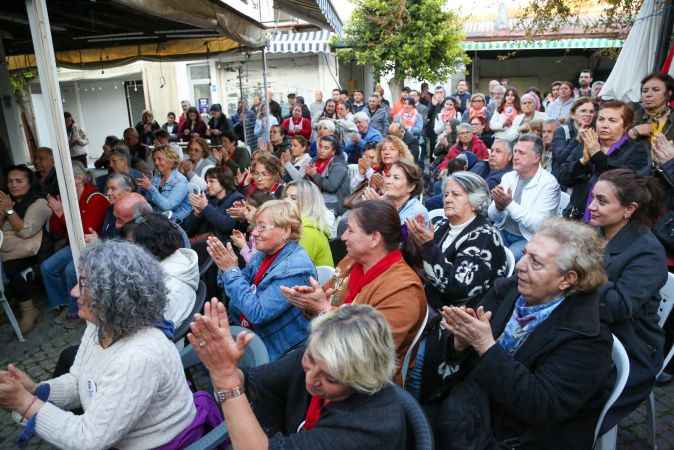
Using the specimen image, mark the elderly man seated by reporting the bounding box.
[344,111,383,164]
[488,133,560,260]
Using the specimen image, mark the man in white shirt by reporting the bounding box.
[488,133,560,260]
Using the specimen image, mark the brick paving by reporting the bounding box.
[1,305,673,449]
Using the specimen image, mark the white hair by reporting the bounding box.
[353,111,370,124]
[317,119,336,133]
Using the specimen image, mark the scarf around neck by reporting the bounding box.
[497,295,564,355]
[344,249,402,304]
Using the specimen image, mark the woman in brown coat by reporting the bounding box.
[282,200,427,382]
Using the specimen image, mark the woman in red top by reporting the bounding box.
[178,106,208,141]
[41,161,109,327]
[282,105,312,141]
[438,122,489,171]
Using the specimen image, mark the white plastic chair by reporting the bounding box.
[316,266,336,286]
[401,307,429,386]
[593,335,630,450]
[0,231,25,342]
[645,272,674,450]
[504,247,516,277]
[559,191,570,216]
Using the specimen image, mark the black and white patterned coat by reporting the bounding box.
[422,215,508,310]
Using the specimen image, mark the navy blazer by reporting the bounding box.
[599,222,667,413]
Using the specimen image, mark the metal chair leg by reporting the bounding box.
[647,391,658,450]
[1,295,25,342]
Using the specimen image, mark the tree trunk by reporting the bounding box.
[388,77,404,105]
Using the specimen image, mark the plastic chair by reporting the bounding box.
[645,272,674,450]
[173,281,207,344]
[504,247,516,277]
[182,326,269,450]
[559,191,570,216]
[316,265,335,286]
[394,384,435,450]
[593,335,630,450]
[0,231,25,342]
[401,307,429,386]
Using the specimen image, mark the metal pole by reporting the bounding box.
[26,0,85,264]
[261,47,270,123]
[238,65,246,146]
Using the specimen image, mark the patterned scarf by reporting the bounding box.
[441,107,457,123]
[497,295,564,355]
[399,109,418,129]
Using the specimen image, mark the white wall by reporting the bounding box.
[32,75,135,165]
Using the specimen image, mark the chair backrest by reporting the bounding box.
[504,247,516,277]
[229,325,270,368]
[559,191,571,216]
[657,272,674,328]
[348,164,360,189]
[593,335,630,445]
[401,307,429,386]
[174,281,207,343]
[316,265,336,286]
[394,384,435,450]
[428,208,445,221]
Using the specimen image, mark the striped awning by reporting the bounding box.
[274,0,342,34]
[267,31,333,54]
[463,38,624,52]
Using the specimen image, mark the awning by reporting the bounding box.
[463,38,624,52]
[274,0,342,34]
[267,31,333,54]
[2,0,267,71]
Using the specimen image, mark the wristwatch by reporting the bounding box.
[213,386,244,403]
[5,209,15,216]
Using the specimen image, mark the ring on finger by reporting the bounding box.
[199,341,206,348]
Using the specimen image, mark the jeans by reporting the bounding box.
[501,229,527,261]
[40,246,78,314]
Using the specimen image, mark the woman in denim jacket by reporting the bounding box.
[136,144,192,222]
[206,199,315,360]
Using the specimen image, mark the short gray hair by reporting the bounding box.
[493,85,506,94]
[108,172,135,192]
[446,171,491,216]
[517,133,544,157]
[308,304,395,395]
[353,111,370,124]
[535,218,607,294]
[78,240,168,343]
[543,119,560,128]
[317,119,336,133]
[111,145,132,165]
[492,138,513,154]
[71,161,88,179]
[456,123,474,134]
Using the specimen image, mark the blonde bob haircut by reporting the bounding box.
[307,304,395,395]
[152,144,181,169]
[376,135,415,166]
[255,199,302,241]
[535,217,607,294]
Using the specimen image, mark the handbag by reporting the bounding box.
[654,210,674,253]
[343,179,369,210]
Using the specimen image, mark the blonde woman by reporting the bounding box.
[206,199,315,360]
[285,180,335,266]
[136,145,191,221]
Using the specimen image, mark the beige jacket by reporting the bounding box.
[1,198,51,262]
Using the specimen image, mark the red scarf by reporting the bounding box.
[303,395,326,431]
[344,249,402,304]
[398,109,417,129]
[440,107,457,123]
[314,157,333,175]
[240,249,281,328]
[468,106,487,121]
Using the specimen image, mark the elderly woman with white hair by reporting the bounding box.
[407,171,508,309]
[344,111,384,163]
[188,302,409,450]
[0,240,199,449]
[421,218,613,450]
[310,119,337,158]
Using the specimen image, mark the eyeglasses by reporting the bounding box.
[253,172,271,179]
[471,99,485,103]
[253,223,276,233]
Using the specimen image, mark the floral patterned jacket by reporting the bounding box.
[422,215,508,310]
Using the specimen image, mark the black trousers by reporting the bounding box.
[3,257,36,302]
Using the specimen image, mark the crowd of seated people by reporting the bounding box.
[1,73,674,450]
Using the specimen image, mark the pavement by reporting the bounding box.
[1,302,674,449]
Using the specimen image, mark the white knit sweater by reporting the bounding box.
[35,324,196,450]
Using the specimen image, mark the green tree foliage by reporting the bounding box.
[518,0,643,36]
[337,0,468,85]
